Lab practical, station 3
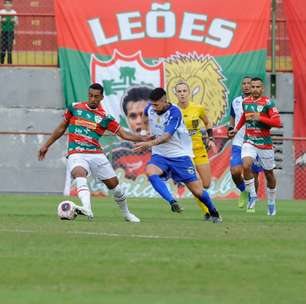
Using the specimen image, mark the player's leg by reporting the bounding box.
[63,160,72,196]
[185,180,222,223]
[170,155,221,222]
[92,154,140,222]
[230,145,247,208]
[258,149,277,216]
[241,143,257,212]
[103,177,140,223]
[146,155,182,212]
[251,156,263,193]
[68,154,93,219]
[195,160,212,220]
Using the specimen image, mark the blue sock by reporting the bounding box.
[200,190,217,214]
[237,181,246,192]
[148,175,176,205]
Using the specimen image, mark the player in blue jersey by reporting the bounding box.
[134,88,222,223]
[228,76,262,209]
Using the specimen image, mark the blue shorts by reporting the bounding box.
[230,145,263,173]
[148,154,198,183]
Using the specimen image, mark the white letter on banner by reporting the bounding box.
[146,3,175,38]
[205,18,237,48]
[179,12,207,42]
[117,12,145,40]
[88,18,118,46]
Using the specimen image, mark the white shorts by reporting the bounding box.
[67,153,117,180]
[241,143,275,170]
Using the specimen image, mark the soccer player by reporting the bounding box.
[38,83,149,222]
[228,76,262,208]
[175,81,217,220]
[229,77,282,215]
[134,88,222,223]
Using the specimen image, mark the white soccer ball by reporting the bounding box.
[57,200,77,220]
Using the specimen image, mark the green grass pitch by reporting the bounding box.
[0,194,306,304]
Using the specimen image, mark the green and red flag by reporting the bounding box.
[55,0,270,198]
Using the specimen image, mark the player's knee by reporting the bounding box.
[231,166,242,177]
[71,166,87,179]
[264,170,276,185]
[242,162,252,174]
[145,165,157,177]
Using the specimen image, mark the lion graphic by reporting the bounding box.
[165,52,228,125]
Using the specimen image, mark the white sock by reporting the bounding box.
[75,177,92,211]
[267,187,276,205]
[245,178,257,197]
[63,163,72,196]
[110,185,129,215]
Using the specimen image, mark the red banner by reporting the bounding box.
[55,0,270,58]
[284,0,306,198]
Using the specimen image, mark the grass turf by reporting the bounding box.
[0,195,305,304]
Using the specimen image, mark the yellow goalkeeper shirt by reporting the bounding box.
[180,103,206,150]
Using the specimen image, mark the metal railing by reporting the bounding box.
[0,13,57,66]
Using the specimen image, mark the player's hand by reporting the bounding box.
[133,141,151,152]
[140,134,155,141]
[245,112,260,121]
[38,145,48,160]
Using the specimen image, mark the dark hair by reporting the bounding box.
[251,77,264,83]
[89,83,104,95]
[149,87,166,101]
[242,76,252,81]
[122,86,152,115]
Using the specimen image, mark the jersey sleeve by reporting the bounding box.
[64,107,73,121]
[259,99,282,128]
[100,114,120,134]
[164,107,182,135]
[143,103,151,116]
[230,103,235,118]
[199,105,206,120]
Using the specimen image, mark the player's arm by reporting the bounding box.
[227,103,236,138]
[134,107,180,151]
[246,104,282,128]
[228,113,245,139]
[200,112,213,138]
[117,127,152,142]
[200,111,216,152]
[258,107,282,128]
[38,119,69,160]
[134,132,172,152]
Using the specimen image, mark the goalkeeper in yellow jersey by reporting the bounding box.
[175,81,217,221]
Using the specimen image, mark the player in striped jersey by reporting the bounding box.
[38,83,149,222]
[229,77,282,215]
[228,76,262,209]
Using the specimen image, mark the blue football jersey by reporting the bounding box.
[144,103,193,158]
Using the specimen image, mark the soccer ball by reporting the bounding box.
[57,200,77,220]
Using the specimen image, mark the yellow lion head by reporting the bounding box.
[165,52,228,125]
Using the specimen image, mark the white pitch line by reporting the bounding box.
[0,228,193,240]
